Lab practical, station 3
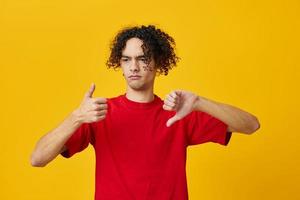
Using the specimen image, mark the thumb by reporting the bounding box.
[84,83,96,99]
[166,114,180,127]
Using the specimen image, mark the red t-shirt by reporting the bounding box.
[61,94,232,200]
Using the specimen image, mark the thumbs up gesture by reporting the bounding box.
[163,90,200,127]
[74,83,108,123]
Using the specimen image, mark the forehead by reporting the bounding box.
[122,37,144,57]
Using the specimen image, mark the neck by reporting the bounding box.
[125,86,155,103]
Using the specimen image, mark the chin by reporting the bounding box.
[128,83,147,91]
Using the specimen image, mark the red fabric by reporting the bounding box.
[61,94,232,200]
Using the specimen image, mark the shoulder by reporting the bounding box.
[107,94,123,104]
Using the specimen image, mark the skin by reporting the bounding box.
[30,37,260,167]
[30,83,108,167]
[121,37,260,133]
[163,90,260,133]
[120,37,157,103]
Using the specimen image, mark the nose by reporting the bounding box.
[130,59,140,73]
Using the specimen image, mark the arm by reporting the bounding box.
[30,83,107,167]
[30,111,82,167]
[163,90,260,134]
[194,96,260,134]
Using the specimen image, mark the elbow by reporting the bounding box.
[30,152,47,167]
[245,116,261,134]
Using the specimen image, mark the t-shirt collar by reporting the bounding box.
[120,93,161,110]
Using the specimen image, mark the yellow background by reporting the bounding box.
[0,0,299,199]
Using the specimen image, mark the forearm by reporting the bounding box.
[194,96,260,134]
[30,110,82,167]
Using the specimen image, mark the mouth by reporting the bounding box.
[129,75,141,80]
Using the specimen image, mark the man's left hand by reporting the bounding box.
[163,90,200,127]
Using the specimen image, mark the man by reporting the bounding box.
[31,25,260,200]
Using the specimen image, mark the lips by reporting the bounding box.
[129,75,141,79]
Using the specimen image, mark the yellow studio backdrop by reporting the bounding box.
[0,0,299,199]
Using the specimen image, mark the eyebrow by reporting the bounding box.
[121,55,146,59]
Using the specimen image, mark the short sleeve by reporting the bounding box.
[61,122,95,158]
[185,111,232,146]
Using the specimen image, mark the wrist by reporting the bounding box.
[193,95,205,111]
[71,109,83,126]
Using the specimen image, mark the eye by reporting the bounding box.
[121,58,129,62]
[139,58,147,62]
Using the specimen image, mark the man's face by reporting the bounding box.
[120,37,157,91]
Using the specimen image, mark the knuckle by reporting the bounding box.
[99,98,107,103]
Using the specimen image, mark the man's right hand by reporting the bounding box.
[74,83,108,123]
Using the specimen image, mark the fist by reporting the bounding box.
[74,83,108,123]
[163,90,199,127]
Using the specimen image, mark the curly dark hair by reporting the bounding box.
[106,25,180,76]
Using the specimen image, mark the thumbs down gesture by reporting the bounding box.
[163,90,200,127]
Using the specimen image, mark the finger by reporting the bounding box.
[93,103,108,111]
[174,90,182,97]
[169,93,180,104]
[163,104,173,111]
[165,93,175,101]
[93,98,107,104]
[88,110,107,118]
[165,97,180,110]
[166,95,178,104]
[166,115,180,127]
[84,83,96,99]
[92,115,106,122]
[164,99,176,108]
[170,91,179,99]
[93,110,107,116]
